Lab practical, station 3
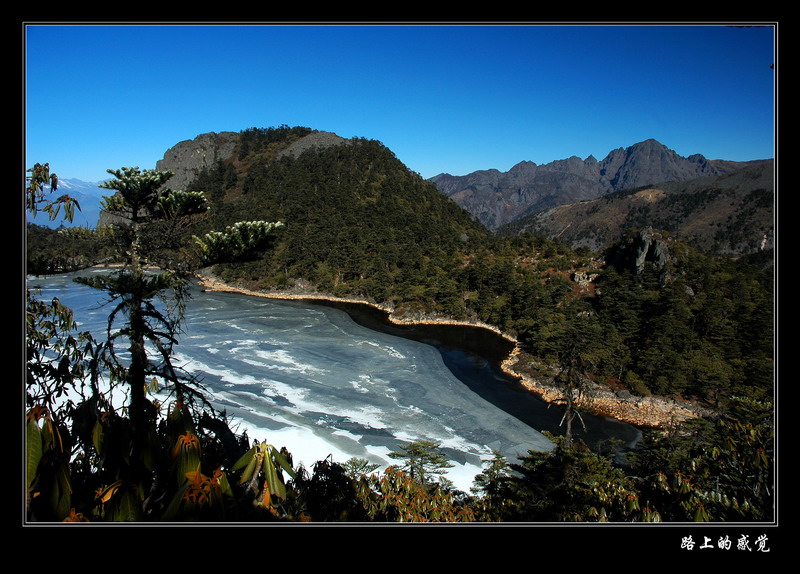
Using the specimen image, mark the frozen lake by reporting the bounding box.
[27,269,639,491]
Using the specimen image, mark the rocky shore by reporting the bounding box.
[194,268,709,430]
[500,349,710,430]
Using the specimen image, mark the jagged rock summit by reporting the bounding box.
[155,131,240,191]
[429,139,767,229]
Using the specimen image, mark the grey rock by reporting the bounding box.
[155,131,240,191]
[98,131,239,227]
[633,226,671,274]
[276,131,349,159]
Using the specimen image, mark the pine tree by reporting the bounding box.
[387,440,454,486]
[76,167,210,487]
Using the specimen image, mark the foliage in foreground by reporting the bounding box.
[27,308,772,521]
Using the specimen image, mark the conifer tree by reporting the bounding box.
[27,162,292,521]
[76,167,211,487]
[388,439,454,486]
[549,301,603,447]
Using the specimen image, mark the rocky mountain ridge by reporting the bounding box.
[95,131,774,261]
[154,131,241,191]
[500,160,774,260]
[429,139,771,230]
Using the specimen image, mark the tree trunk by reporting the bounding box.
[127,294,148,482]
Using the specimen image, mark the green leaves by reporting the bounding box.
[354,467,475,522]
[232,441,296,507]
[25,408,73,520]
[100,166,176,218]
[26,416,43,493]
[194,220,284,264]
[629,407,774,522]
[172,433,202,486]
[26,162,81,223]
[152,190,209,219]
[387,439,453,486]
[232,445,258,480]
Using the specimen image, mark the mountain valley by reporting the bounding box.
[26,125,776,523]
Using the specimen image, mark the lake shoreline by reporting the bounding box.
[194,269,516,342]
[194,268,709,431]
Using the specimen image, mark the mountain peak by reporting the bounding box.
[429,139,759,229]
[618,139,673,158]
[634,138,665,147]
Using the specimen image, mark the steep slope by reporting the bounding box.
[183,131,493,316]
[429,139,769,229]
[499,160,774,258]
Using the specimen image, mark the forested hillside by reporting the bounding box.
[29,126,774,408]
[187,134,491,317]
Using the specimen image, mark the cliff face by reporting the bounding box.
[154,131,241,191]
[97,131,239,227]
[429,139,767,229]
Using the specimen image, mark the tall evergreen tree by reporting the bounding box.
[388,440,454,486]
[548,301,603,446]
[75,167,210,488]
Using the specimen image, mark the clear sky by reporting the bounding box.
[25,23,776,183]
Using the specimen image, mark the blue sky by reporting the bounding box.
[25,23,776,183]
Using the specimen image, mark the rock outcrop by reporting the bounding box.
[276,131,349,159]
[155,131,240,191]
[631,227,671,274]
[605,227,674,283]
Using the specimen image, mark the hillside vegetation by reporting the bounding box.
[29,126,774,408]
[188,134,491,317]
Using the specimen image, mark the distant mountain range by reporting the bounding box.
[27,178,107,230]
[429,139,772,231]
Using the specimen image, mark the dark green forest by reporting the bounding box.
[25,127,775,524]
